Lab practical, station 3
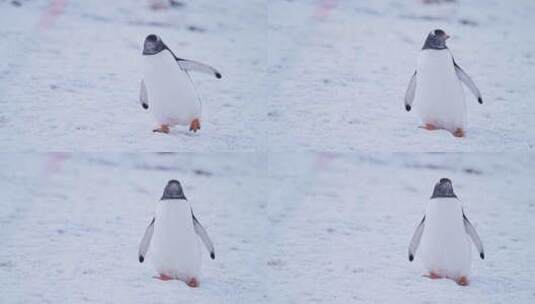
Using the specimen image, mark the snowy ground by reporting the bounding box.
[1,0,535,151]
[1,0,534,302]
[0,0,266,151]
[0,153,269,303]
[267,0,535,151]
[1,153,534,303]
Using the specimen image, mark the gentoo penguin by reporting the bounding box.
[404,29,483,137]
[138,180,215,287]
[408,178,484,286]
[140,34,222,133]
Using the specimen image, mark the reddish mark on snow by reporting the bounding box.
[44,153,69,175]
[149,0,169,10]
[313,0,337,20]
[315,152,337,170]
[38,0,67,30]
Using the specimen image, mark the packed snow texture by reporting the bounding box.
[266,0,535,151]
[0,153,534,303]
[0,0,266,151]
[1,0,535,151]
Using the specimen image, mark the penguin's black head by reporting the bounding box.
[422,29,450,50]
[161,180,187,200]
[431,178,457,199]
[143,34,166,55]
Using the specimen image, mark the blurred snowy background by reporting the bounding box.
[0,0,266,151]
[0,153,269,303]
[1,0,534,151]
[266,0,535,151]
[0,153,534,303]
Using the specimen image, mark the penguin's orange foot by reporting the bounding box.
[420,123,439,131]
[154,274,174,281]
[186,277,199,288]
[423,272,442,279]
[456,276,469,286]
[153,125,170,134]
[189,119,201,133]
[453,128,465,138]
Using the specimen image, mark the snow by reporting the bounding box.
[1,0,534,151]
[0,153,268,303]
[1,153,534,303]
[0,0,266,151]
[1,0,535,303]
[267,0,535,151]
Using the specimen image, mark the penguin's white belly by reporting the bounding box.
[150,201,201,280]
[143,52,200,126]
[415,50,466,132]
[420,198,471,279]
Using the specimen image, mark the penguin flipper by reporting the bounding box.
[138,217,155,263]
[408,216,425,262]
[454,61,483,104]
[139,79,149,110]
[463,212,485,259]
[176,58,222,79]
[404,71,417,111]
[192,211,215,259]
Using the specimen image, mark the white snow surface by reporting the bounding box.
[1,0,534,302]
[266,0,535,151]
[1,153,534,303]
[0,0,266,151]
[1,0,535,151]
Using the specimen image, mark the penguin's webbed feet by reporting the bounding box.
[153,274,199,287]
[153,274,174,281]
[153,125,170,134]
[452,128,465,138]
[186,277,199,288]
[423,272,442,279]
[189,119,201,133]
[419,123,439,131]
[456,276,469,286]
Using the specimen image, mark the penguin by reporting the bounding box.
[140,34,222,134]
[138,180,215,287]
[404,29,483,138]
[408,178,484,286]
